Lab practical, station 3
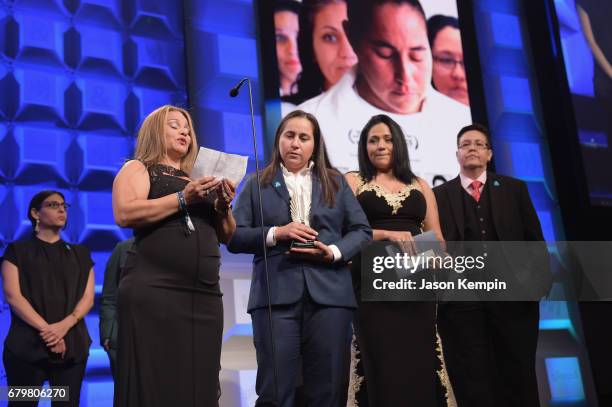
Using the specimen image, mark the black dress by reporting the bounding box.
[350,175,441,407]
[2,237,92,406]
[115,164,223,407]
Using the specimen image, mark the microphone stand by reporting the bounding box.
[230,78,279,406]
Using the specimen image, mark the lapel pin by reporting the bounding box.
[493,180,500,187]
[274,181,281,188]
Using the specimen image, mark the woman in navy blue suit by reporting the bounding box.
[228,110,372,407]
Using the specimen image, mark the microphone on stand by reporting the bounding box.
[229,77,279,406]
[229,78,248,98]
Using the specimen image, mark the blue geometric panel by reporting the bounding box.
[127,36,184,89]
[189,0,255,37]
[222,111,264,158]
[499,75,534,113]
[545,357,586,402]
[0,13,18,59]
[131,86,174,123]
[81,379,114,407]
[75,133,132,189]
[66,0,122,29]
[13,68,68,124]
[70,24,123,77]
[13,12,67,67]
[509,141,544,180]
[12,125,71,184]
[536,209,555,243]
[73,78,127,130]
[495,112,541,142]
[126,0,184,39]
[11,0,67,15]
[0,72,19,119]
[0,124,7,178]
[560,32,593,97]
[217,35,258,78]
[489,12,523,49]
[77,191,125,250]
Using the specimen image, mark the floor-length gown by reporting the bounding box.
[115,164,223,407]
[348,175,455,407]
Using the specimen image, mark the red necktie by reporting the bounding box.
[470,180,483,202]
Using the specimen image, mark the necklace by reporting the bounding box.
[153,163,188,178]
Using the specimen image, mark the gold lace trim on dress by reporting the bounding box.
[355,174,422,215]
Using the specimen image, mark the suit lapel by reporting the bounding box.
[447,176,465,239]
[271,168,290,203]
[487,171,503,238]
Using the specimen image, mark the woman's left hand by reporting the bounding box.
[214,179,236,213]
[289,241,334,263]
[40,319,72,347]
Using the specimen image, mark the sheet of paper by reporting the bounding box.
[191,147,248,186]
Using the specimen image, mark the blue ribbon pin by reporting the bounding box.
[274,181,281,188]
[493,180,500,187]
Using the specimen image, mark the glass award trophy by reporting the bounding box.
[289,191,316,249]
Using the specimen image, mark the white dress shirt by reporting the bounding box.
[266,163,342,262]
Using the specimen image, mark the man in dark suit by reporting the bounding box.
[99,238,133,380]
[433,123,550,407]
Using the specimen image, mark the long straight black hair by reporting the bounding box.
[357,114,417,184]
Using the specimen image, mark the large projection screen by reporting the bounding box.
[258,0,474,185]
[552,0,612,207]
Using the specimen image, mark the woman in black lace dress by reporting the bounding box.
[112,105,236,407]
[345,115,452,407]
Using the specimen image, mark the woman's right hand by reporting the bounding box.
[182,176,221,205]
[275,222,318,242]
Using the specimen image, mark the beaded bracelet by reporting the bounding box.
[176,191,195,234]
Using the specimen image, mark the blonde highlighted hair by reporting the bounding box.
[133,105,198,174]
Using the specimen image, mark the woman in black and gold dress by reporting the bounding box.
[345,115,453,407]
[112,105,236,406]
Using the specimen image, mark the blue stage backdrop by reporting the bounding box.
[0,0,188,404]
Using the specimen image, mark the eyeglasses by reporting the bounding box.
[41,201,71,210]
[458,141,490,150]
[433,55,465,71]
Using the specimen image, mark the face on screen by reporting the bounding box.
[432,26,469,106]
[275,10,302,95]
[312,2,357,90]
[355,3,432,115]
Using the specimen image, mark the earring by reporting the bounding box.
[35,219,40,233]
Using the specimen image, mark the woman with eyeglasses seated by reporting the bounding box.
[1,190,95,407]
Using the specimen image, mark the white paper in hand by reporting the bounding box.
[191,147,248,186]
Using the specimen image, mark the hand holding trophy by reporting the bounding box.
[289,190,316,249]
